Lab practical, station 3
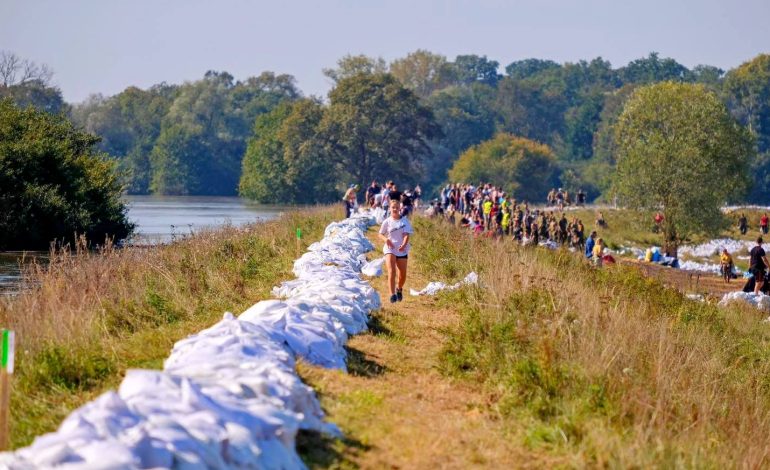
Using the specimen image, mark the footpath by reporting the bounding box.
[299,227,529,469]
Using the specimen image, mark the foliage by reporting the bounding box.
[0,99,133,249]
[613,82,753,245]
[448,133,558,202]
[317,73,441,187]
[240,99,337,203]
[323,54,388,83]
[150,71,300,195]
[389,50,456,98]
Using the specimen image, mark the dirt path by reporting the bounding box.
[297,230,534,469]
[619,258,742,299]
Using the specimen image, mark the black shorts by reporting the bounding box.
[388,253,408,259]
[754,268,765,282]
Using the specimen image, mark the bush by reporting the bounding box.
[0,98,133,249]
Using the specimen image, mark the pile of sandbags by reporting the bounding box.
[1,212,379,469]
[718,291,770,312]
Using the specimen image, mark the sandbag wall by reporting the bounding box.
[0,212,380,469]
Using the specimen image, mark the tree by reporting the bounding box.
[494,77,567,145]
[0,99,133,249]
[71,85,176,193]
[724,55,770,202]
[0,51,67,114]
[425,83,497,156]
[613,82,753,248]
[318,73,441,187]
[618,52,693,84]
[454,55,500,86]
[240,99,337,203]
[150,70,299,195]
[448,134,558,202]
[0,51,52,87]
[323,54,388,83]
[504,58,560,80]
[389,50,456,98]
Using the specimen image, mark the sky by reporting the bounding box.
[1,0,768,103]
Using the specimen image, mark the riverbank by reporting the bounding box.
[300,215,770,467]
[0,206,339,448]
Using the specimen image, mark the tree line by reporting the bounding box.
[3,50,770,204]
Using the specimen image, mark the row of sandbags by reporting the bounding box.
[0,211,380,469]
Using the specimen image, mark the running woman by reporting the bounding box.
[379,198,414,303]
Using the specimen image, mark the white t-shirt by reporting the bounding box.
[379,216,414,256]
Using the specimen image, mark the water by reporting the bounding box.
[125,196,291,243]
[0,196,294,294]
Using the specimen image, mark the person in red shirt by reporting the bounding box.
[761,213,769,235]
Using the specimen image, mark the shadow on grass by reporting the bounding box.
[346,346,387,378]
[297,429,369,469]
[368,313,396,338]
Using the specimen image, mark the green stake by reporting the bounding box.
[0,330,12,374]
[296,228,302,239]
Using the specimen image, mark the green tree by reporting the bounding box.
[454,55,500,86]
[323,54,388,83]
[613,82,753,248]
[151,71,299,195]
[318,73,441,187]
[448,133,558,202]
[724,55,770,202]
[71,84,176,193]
[504,58,560,80]
[494,77,567,145]
[0,99,133,249]
[240,99,337,203]
[618,52,693,84]
[389,50,456,98]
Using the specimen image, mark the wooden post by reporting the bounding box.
[0,329,14,451]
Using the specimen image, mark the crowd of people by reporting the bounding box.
[419,182,611,266]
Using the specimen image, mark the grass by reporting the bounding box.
[0,205,339,449]
[560,206,770,251]
[412,215,770,467]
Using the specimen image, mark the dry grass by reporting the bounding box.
[423,215,770,467]
[0,205,338,448]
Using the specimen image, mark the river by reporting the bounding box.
[0,196,295,294]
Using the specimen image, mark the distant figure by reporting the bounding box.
[739,213,748,235]
[592,238,605,267]
[761,213,769,235]
[596,211,607,228]
[343,184,358,218]
[654,212,664,233]
[365,180,381,207]
[720,248,734,283]
[750,237,769,295]
[585,230,597,259]
[576,189,586,206]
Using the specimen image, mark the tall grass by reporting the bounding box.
[412,216,770,467]
[0,206,338,448]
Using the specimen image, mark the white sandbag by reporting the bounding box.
[1,210,380,469]
[719,291,770,312]
[410,272,479,296]
[362,257,385,277]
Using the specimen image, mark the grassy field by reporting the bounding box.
[558,206,770,250]
[428,215,770,466]
[300,214,770,468]
[0,206,339,449]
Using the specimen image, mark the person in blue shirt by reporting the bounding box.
[585,231,597,259]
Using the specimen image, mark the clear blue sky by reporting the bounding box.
[1,0,768,103]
